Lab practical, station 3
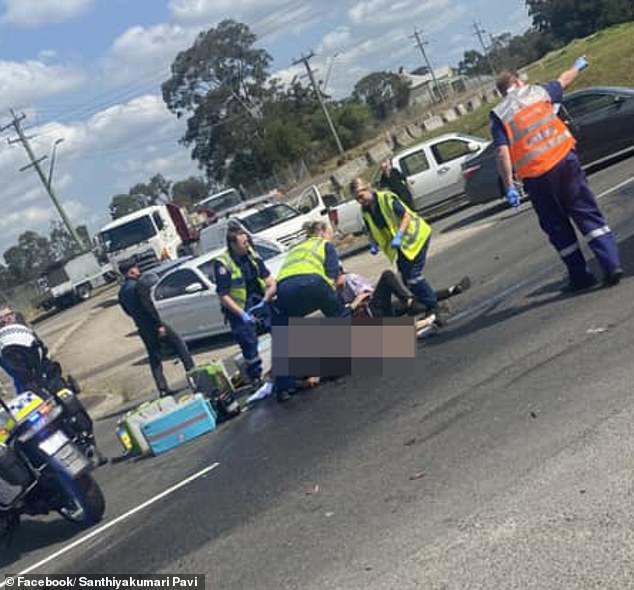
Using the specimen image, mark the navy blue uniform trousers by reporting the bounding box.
[524,152,621,286]
[273,274,343,393]
[396,240,438,309]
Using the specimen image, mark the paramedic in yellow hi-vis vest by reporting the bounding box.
[491,57,622,291]
[350,178,440,317]
[213,225,276,386]
[273,220,345,402]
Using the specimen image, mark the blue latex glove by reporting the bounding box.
[574,56,588,71]
[390,230,403,250]
[240,311,255,323]
[369,242,379,255]
[506,186,520,208]
[247,301,266,314]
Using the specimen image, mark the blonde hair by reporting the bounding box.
[303,220,329,237]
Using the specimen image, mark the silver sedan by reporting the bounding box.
[151,238,286,342]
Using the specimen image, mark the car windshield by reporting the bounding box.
[240,205,299,234]
[196,190,242,213]
[99,216,157,253]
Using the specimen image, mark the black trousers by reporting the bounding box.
[139,324,194,394]
[369,270,457,316]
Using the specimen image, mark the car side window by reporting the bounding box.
[155,269,206,301]
[198,261,217,284]
[254,243,282,261]
[431,139,471,164]
[564,94,614,119]
[400,150,430,176]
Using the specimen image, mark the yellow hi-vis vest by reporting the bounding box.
[363,191,431,262]
[276,237,334,289]
[216,249,267,309]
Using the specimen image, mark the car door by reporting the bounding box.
[296,185,330,224]
[394,146,440,206]
[427,137,480,202]
[153,268,217,341]
[562,91,633,164]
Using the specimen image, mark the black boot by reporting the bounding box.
[604,267,624,287]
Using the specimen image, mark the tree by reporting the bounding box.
[458,49,487,76]
[352,72,410,120]
[109,193,147,220]
[4,231,52,282]
[171,176,209,208]
[162,19,272,181]
[47,221,91,261]
[130,173,172,204]
[525,0,634,44]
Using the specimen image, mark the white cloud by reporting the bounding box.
[2,0,94,26]
[103,23,199,85]
[169,0,330,40]
[0,60,85,111]
[318,27,352,53]
[0,94,197,250]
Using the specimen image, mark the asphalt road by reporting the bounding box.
[3,155,634,589]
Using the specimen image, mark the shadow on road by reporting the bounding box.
[0,518,80,568]
[440,201,510,234]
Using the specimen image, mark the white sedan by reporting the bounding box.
[151,237,286,342]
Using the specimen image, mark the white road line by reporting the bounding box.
[1,462,220,583]
[597,175,634,199]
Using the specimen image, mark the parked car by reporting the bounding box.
[463,86,634,205]
[151,237,287,342]
[389,133,490,218]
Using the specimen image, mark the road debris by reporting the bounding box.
[586,326,608,334]
[404,438,417,447]
[305,484,320,496]
[409,471,426,481]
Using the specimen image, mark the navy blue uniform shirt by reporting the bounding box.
[214,254,271,300]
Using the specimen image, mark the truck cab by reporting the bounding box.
[98,204,196,273]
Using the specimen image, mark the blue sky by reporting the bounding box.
[0,0,532,253]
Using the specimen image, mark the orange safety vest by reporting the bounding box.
[493,85,575,179]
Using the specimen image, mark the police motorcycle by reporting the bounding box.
[0,389,106,542]
[0,323,107,467]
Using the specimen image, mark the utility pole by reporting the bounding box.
[472,21,497,77]
[410,27,445,102]
[293,51,344,155]
[0,110,84,249]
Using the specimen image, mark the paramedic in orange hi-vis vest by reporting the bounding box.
[490,56,623,292]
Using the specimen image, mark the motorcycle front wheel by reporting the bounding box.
[57,473,105,526]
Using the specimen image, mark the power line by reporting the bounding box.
[410,28,445,102]
[472,20,497,77]
[0,110,84,249]
[292,51,344,155]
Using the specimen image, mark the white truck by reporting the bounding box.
[390,132,490,218]
[197,185,364,255]
[97,204,198,273]
[39,252,113,310]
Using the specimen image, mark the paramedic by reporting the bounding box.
[213,225,276,385]
[491,57,622,290]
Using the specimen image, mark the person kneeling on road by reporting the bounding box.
[118,259,195,398]
[213,225,276,388]
[273,220,346,403]
[350,178,444,320]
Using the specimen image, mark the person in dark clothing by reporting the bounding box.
[339,270,471,318]
[378,160,415,211]
[213,226,276,386]
[118,259,194,397]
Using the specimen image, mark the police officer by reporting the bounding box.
[118,259,195,397]
[350,178,440,317]
[273,220,345,402]
[491,57,623,290]
[213,225,276,386]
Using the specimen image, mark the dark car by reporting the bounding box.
[463,86,634,205]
